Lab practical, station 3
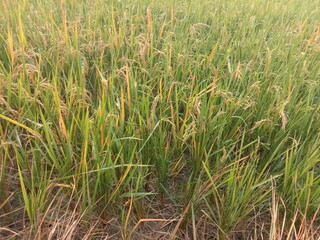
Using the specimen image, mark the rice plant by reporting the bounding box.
[0,0,319,239]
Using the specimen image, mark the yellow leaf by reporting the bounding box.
[0,114,41,139]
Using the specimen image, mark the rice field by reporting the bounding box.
[0,0,320,239]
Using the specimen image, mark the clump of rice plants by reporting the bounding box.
[0,0,319,239]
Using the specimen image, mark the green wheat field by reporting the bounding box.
[0,0,320,239]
